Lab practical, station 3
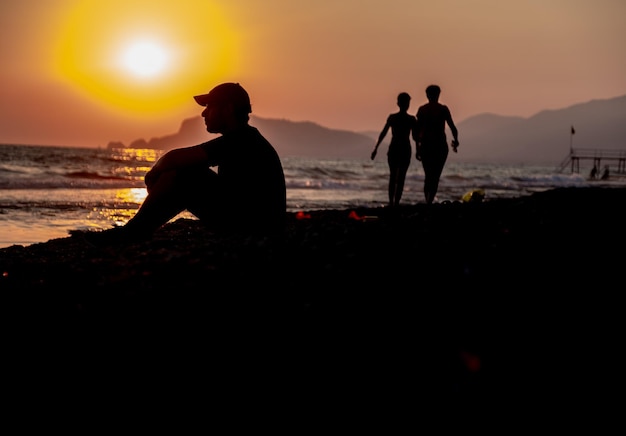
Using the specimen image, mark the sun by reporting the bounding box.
[120,40,169,78]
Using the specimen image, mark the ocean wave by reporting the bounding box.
[0,178,145,190]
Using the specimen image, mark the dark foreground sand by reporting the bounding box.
[2,187,624,424]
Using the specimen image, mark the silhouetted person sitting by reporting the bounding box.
[84,82,287,246]
[590,165,598,180]
[412,84,459,205]
[371,92,416,207]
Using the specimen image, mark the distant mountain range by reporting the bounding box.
[108,115,376,160]
[109,94,626,165]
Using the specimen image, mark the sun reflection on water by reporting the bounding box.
[111,148,162,162]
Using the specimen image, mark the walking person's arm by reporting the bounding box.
[446,108,459,153]
[372,118,391,160]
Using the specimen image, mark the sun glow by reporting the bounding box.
[51,1,240,115]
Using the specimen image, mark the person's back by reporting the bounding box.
[387,112,415,147]
[202,124,286,234]
[415,102,451,145]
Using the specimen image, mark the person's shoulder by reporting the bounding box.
[199,133,226,150]
[390,111,413,118]
[243,124,279,151]
[394,112,415,122]
[245,124,271,142]
[240,124,264,137]
[436,102,451,111]
[219,124,258,141]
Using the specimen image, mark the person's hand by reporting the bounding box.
[451,139,459,153]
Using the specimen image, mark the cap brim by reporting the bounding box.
[193,94,210,106]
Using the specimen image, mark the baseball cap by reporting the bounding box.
[193,82,252,113]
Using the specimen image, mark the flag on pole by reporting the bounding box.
[571,126,575,135]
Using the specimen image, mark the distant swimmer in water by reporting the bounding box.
[601,165,610,180]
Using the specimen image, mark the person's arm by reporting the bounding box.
[413,112,422,160]
[372,119,390,160]
[445,106,459,152]
[145,145,208,189]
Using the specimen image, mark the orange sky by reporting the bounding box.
[1,0,624,148]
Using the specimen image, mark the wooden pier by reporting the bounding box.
[557,148,626,175]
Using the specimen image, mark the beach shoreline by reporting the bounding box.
[2,186,624,415]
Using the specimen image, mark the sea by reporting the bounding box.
[0,143,618,248]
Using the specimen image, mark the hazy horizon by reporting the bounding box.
[1,0,625,148]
